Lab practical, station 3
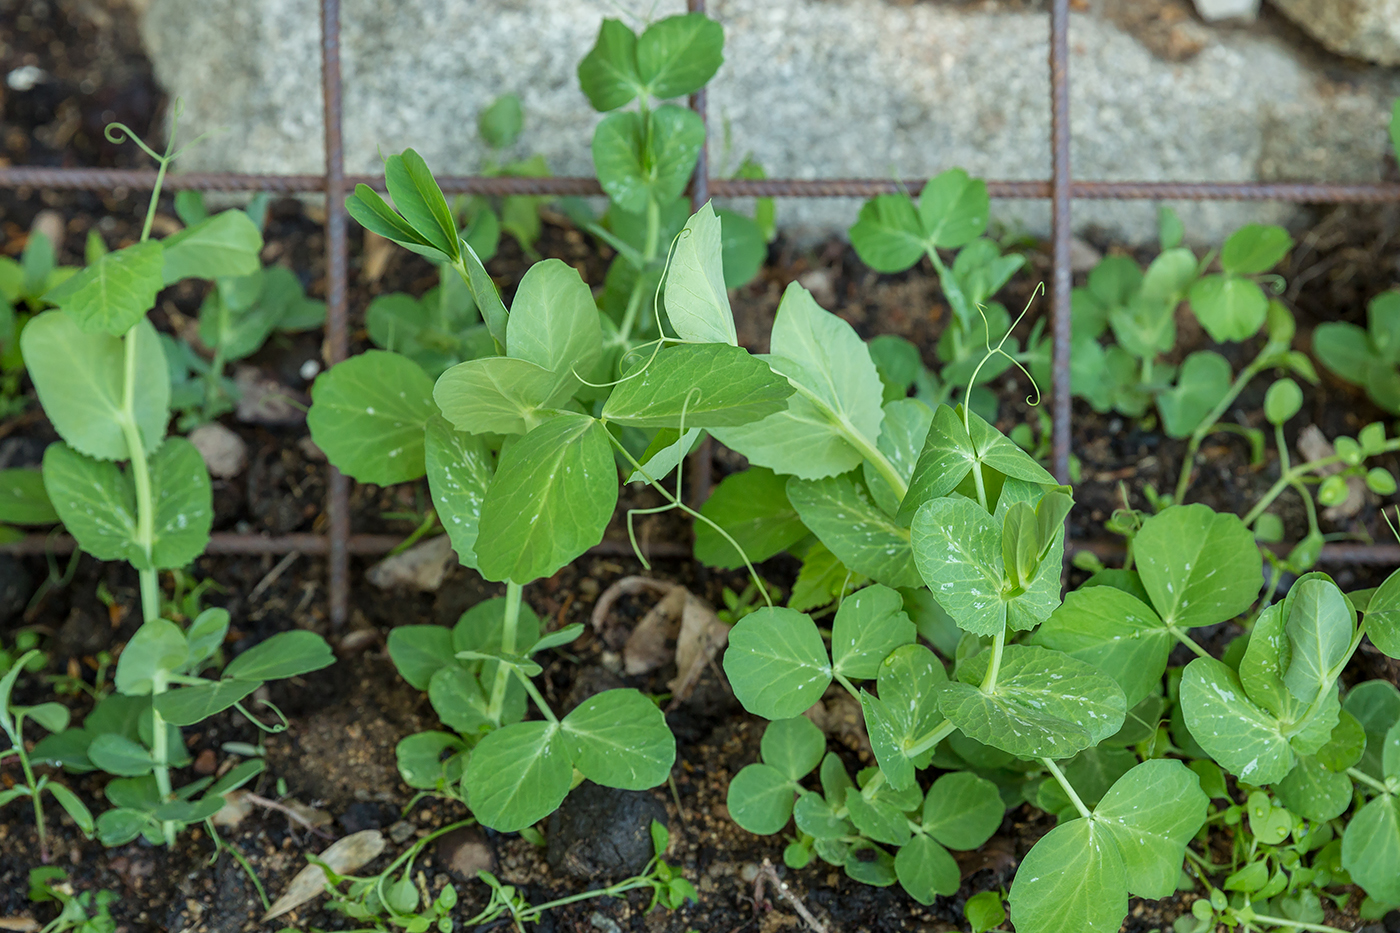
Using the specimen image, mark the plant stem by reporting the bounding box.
[1346,767,1392,795]
[1242,437,1400,528]
[1242,914,1353,933]
[979,629,1005,693]
[1042,757,1092,820]
[18,748,48,861]
[487,581,523,726]
[1175,356,1267,504]
[617,195,662,345]
[903,718,956,759]
[513,667,559,725]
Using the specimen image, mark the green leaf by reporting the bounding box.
[938,645,1127,759]
[1342,794,1400,904]
[603,343,790,428]
[1315,708,1367,773]
[1179,656,1294,785]
[424,416,494,570]
[459,244,508,352]
[830,584,915,680]
[1220,224,1292,275]
[663,203,738,345]
[966,408,1056,485]
[1345,680,1400,779]
[146,437,213,569]
[1189,274,1268,343]
[899,403,975,521]
[923,771,1004,850]
[475,413,617,584]
[1092,759,1207,898]
[160,210,262,284]
[636,12,724,100]
[0,469,57,525]
[793,789,851,841]
[1135,505,1261,630]
[788,474,920,589]
[1282,578,1353,704]
[577,19,641,111]
[22,311,168,460]
[387,626,453,690]
[560,688,675,789]
[844,784,910,846]
[464,721,572,832]
[307,350,436,484]
[844,841,897,886]
[864,398,933,516]
[788,541,867,613]
[863,645,945,791]
[153,680,259,727]
[711,282,884,479]
[1032,586,1174,708]
[727,763,796,834]
[1275,755,1353,822]
[918,169,989,249]
[223,630,334,681]
[43,240,164,335]
[592,106,704,214]
[849,195,925,273]
[46,783,94,836]
[694,467,807,569]
[428,665,491,733]
[1008,818,1127,933]
[1387,720,1400,781]
[868,335,923,403]
[1157,351,1232,439]
[18,702,69,735]
[505,258,602,401]
[911,496,1005,636]
[723,607,832,719]
[433,357,558,436]
[396,731,468,790]
[478,94,523,147]
[1364,566,1400,659]
[384,149,459,264]
[87,734,156,777]
[719,208,766,289]
[760,716,826,782]
[1158,207,1184,250]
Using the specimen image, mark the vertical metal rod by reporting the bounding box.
[687,0,714,507]
[321,0,351,628]
[1049,0,1073,485]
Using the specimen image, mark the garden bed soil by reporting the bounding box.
[4,2,1400,931]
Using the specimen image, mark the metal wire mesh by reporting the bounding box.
[2,0,1399,622]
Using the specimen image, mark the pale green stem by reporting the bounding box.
[1169,628,1211,659]
[14,718,48,861]
[1175,355,1268,504]
[1346,767,1391,795]
[617,195,662,344]
[903,718,956,759]
[487,581,524,725]
[513,667,559,725]
[1242,437,1400,528]
[784,381,907,500]
[973,460,989,511]
[1242,914,1353,933]
[979,630,1005,693]
[1042,757,1092,820]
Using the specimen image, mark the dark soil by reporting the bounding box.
[3,2,1399,933]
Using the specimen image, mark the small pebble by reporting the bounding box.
[388,820,416,845]
[189,422,248,479]
[740,862,761,883]
[193,748,218,775]
[589,913,622,933]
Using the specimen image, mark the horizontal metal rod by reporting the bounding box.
[4,167,1400,203]
[2,532,1392,566]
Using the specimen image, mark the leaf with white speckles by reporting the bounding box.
[1031,586,1176,708]
[789,473,921,590]
[723,606,832,720]
[308,350,436,485]
[1135,504,1261,630]
[147,437,213,569]
[1008,817,1127,933]
[1180,655,1295,785]
[1091,759,1207,898]
[424,415,494,570]
[560,688,674,790]
[911,496,1006,636]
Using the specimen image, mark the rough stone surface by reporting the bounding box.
[188,422,248,479]
[139,0,1400,245]
[1270,0,1400,65]
[364,534,456,592]
[547,783,666,881]
[436,826,496,879]
[1193,0,1260,20]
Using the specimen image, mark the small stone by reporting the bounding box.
[435,826,495,879]
[188,422,248,479]
[213,790,254,829]
[1069,237,1102,273]
[193,749,218,775]
[388,820,416,845]
[30,210,65,256]
[797,269,837,309]
[739,862,761,883]
[588,913,623,933]
[1271,0,1400,65]
[1192,0,1259,20]
[234,366,307,426]
[365,535,456,592]
[547,783,667,881]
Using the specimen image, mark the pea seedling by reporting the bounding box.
[19,108,333,847]
[0,230,80,418]
[1312,289,1400,415]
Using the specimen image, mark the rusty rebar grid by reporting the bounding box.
[3,4,1400,588]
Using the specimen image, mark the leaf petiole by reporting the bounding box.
[1041,757,1092,821]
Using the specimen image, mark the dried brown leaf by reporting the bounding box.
[262,829,386,921]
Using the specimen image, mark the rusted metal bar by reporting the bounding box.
[1049,0,1072,484]
[321,0,351,630]
[686,0,715,510]
[7,167,1400,203]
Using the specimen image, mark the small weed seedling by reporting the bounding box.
[1312,289,1400,414]
[29,867,119,933]
[19,108,334,846]
[1,650,94,861]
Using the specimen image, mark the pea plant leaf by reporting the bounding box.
[899,403,976,521]
[603,343,792,428]
[693,467,807,569]
[433,357,559,436]
[560,688,675,790]
[911,496,1005,636]
[727,762,798,835]
[43,443,138,565]
[386,626,454,690]
[22,312,168,460]
[1342,793,1400,904]
[396,732,468,791]
[307,350,437,485]
[1344,679,1400,779]
[918,169,989,249]
[1031,586,1175,708]
[463,720,572,832]
[849,194,925,274]
[1134,504,1261,630]
[723,607,832,720]
[829,584,916,681]
[1220,224,1292,276]
[1189,274,1268,343]
[895,834,961,905]
[1156,351,1232,440]
[923,771,1004,850]
[153,680,260,727]
[1180,656,1294,785]
[0,468,58,525]
[160,209,263,284]
[1008,818,1127,933]
[787,474,920,589]
[935,645,1127,759]
[760,716,826,782]
[863,644,946,790]
[113,619,187,696]
[223,630,335,681]
[636,12,724,100]
[593,106,704,214]
[1091,759,1208,898]
[423,415,494,570]
[1274,754,1353,822]
[711,282,884,480]
[663,203,738,345]
[1281,578,1353,705]
[384,149,460,265]
[1361,565,1400,659]
[43,240,164,335]
[474,413,617,584]
[505,258,602,402]
[577,18,642,111]
[146,437,213,569]
[864,398,933,516]
[346,184,451,265]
